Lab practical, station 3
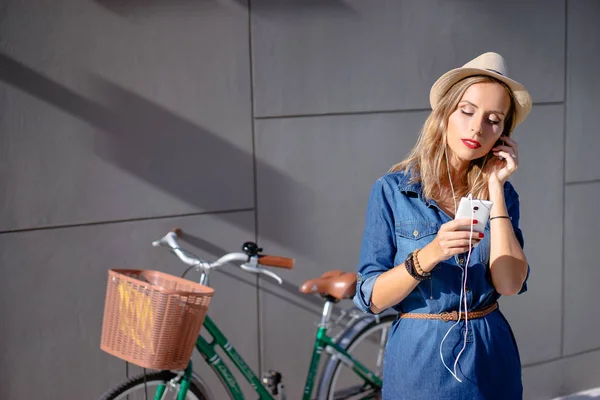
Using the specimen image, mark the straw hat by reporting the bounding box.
[429,52,532,128]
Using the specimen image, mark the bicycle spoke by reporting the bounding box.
[319,315,395,400]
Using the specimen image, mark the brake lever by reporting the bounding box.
[240,263,283,285]
[259,268,283,285]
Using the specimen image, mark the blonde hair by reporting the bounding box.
[390,75,516,203]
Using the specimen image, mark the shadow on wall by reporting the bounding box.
[0,52,314,254]
[88,75,257,216]
[88,75,319,259]
[0,52,327,312]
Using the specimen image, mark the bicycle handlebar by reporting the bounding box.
[151,229,290,284]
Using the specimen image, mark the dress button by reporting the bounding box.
[413,229,419,237]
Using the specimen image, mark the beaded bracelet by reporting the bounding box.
[413,248,425,276]
[405,250,431,281]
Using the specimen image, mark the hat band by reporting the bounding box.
[485,68,504,76]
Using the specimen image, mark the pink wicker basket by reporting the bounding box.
[100,269,214,370]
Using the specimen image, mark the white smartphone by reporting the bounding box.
[455,197,494,235]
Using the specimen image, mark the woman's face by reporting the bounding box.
[446,82,511,161]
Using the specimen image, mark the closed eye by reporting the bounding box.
[461,109,500,125]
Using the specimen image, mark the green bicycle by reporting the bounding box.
[99,229,395,400]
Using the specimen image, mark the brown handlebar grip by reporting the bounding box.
[258,255,295,269]
[171,228,183,238]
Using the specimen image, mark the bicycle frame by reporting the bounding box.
[147,232,381,399]
[164,302,382,400]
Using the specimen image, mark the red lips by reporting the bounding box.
[461,139,481,149]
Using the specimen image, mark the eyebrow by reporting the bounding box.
[459,100,506,117]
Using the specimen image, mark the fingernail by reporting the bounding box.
[473,220,478,224]
[479,233,485,238]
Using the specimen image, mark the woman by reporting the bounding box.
[353,52,531,399]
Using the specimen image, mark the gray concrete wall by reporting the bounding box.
[0,1,597,399]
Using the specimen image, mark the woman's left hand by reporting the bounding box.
[490,135,519,187]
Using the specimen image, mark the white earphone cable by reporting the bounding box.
[439,146,488,382]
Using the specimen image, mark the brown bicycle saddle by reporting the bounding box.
[299,270,357,300]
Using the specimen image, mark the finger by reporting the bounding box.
[494,150,518,169]
[493,149,517,162]
[492,144,516,155]
[492,142,519,159]
[493,150,513,159]
[444,231,485,240]
[500,135,518,151]
[445,238,482,248]
[443,218,478,230]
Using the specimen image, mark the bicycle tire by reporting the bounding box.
[99,370,208,400]
[316,313,396,400]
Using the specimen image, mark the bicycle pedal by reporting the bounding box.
[261,370,283,395]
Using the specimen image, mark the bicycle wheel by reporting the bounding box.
[99,370,209,400]
[316,313,396,400]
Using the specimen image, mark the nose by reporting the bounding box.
[469,116,484,135]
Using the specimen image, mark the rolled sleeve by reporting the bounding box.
[353,274,379,312]
[505,182,529,295]
[353,178,397,314]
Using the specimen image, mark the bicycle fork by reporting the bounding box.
[153,362,194,400]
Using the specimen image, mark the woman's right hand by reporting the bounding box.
[422,219,483,269]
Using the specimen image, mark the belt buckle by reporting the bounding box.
[439,311,459,322]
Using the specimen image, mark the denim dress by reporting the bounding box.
[353,171,529,400]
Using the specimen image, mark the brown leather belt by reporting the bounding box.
[398,302,498,322]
